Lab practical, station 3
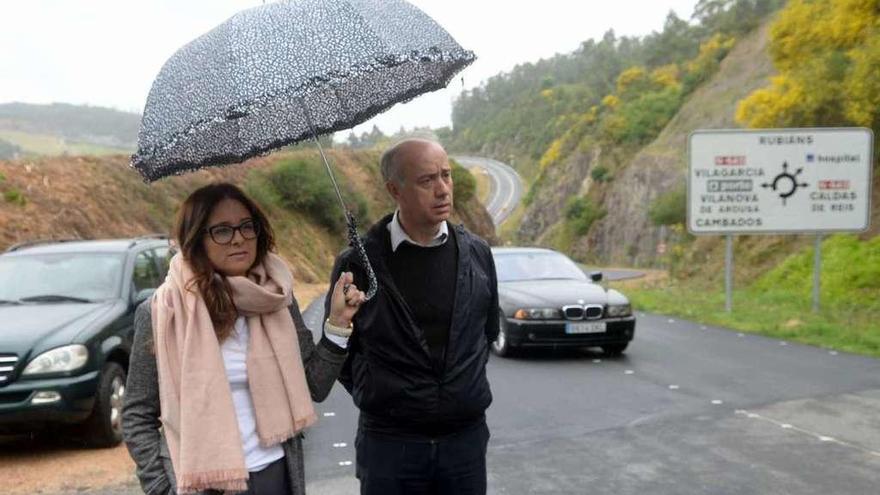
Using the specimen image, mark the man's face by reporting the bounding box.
[389,142,454,228]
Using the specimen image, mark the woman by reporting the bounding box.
[122,183,364,495]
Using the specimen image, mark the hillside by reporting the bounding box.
[581,20,777,266]
[0,103,140,156]
[444,1,784,181]
[443,0,879,355]
[0,149,496,287]
[509,2,878,282]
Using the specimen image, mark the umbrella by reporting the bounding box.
[131,0,475,300]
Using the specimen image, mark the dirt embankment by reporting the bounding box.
[0,149,496,282]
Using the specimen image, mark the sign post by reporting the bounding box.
[725,235,733,312]
[813,234,822,313]
[688,128,873,312]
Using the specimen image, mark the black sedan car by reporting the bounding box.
[0,236,170,446]
[491,247,636,357]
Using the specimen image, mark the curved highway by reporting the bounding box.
[453,155,524,227]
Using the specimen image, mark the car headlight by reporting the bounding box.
[606,304,632,317]
[513,308,562,320]
[23,345,89,375]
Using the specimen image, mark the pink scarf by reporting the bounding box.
[151,253,316,493]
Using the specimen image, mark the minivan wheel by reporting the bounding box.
[492,313,516,357]
[82,362,126,448]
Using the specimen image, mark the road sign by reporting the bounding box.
[688,128,873,234]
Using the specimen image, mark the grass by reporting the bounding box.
[614,234,880,358]
[497,201,527,244]
[471,167,492,204]
[3,188,26,206]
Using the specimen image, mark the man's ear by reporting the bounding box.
[386,180,399,200]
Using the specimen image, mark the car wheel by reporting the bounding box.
[82,362,126,448]
[492,313,516,357]
[601,343,629,357]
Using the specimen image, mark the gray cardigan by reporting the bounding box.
[122,298,346,495]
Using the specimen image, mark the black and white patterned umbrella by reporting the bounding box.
[132,0,473,179]
[132,0,475,300]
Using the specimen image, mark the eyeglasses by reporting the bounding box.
[204,219,259,245]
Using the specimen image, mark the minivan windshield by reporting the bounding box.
[0,253,125,302]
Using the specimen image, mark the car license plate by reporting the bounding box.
[565,322,606,334]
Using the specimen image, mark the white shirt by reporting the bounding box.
[220,316,285,472]
[387,210,449,252]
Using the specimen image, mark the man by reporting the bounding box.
[324,138,499,494]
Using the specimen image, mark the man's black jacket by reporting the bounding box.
[324,213,499,437]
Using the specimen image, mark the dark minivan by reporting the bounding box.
[0,236,170,446]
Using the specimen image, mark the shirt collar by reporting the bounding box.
[387,210,449,252]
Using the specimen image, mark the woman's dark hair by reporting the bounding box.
[174,183,276,340]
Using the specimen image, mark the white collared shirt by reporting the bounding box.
[387,210,449,252]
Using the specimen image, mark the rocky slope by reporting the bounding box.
[518,21,777,265]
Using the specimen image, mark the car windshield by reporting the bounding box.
[0,252,125,302]
[493,251,588,283]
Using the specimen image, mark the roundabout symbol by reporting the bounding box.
[761,162,808,206]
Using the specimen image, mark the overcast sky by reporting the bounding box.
[1,0,699,136]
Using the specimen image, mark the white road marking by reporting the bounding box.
[624,370,635,375]
[592,359,602,363]
[323,412,336,417]
[668,385,680,390]
[700,326,708,330]
[779,341,789,346]
[333,443,347,448]
[339,461,353,466]
[736,409,880,457]
[738,333,745,337]
[829,351,838,356]
[668,319,676,324]
[711,400,724,405]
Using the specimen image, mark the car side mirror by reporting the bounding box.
[133,288,156,306]
[590,271,603,283]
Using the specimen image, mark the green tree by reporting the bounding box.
[648,185,687,226]
[737,0,880,139]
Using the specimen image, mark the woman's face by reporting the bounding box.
[202,198,259,277]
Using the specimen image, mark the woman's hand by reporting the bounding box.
[328,271,366,328]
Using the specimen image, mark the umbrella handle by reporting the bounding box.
[345,211,378,301]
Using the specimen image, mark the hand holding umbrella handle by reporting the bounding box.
[302,99,377,301]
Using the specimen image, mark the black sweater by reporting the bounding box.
[387,228,458,365]
[326,214,500,438]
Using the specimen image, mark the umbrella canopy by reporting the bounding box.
[131,0,475,181]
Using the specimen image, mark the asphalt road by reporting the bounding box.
[453,155,524,227]
[301,301,880,495]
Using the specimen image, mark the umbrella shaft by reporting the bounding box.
[300,100,349,215]
[311,133,349,215]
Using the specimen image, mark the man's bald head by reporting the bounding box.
[381,138,453,234]
[380,138,447,185]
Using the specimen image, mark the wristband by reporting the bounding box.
[324,318,353,338]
